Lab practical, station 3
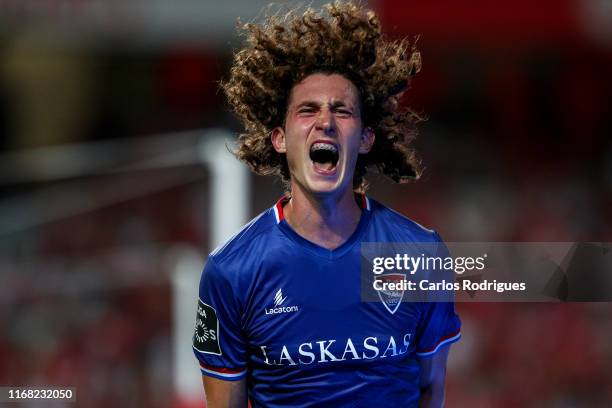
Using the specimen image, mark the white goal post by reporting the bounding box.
[171,129,250,405]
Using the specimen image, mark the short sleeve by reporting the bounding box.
[415,231,461,358]
[414,301,461,358]
[192,256,248,380]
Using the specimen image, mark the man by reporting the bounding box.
[193,2,460,407]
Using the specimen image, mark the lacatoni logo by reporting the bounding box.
[259,333,413,366]
[273,288,286,307]
[265,289,299,315]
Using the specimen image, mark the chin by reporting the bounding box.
[304,175,350,197]
[291,160,353,197]
[307,183,340,196]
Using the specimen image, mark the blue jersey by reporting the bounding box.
[193,195,461,407]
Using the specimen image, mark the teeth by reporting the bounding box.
[311,143,338,153]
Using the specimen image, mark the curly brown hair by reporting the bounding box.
[223,1,423,191]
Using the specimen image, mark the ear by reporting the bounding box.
[359,127,375,154]
[271,127,286,153]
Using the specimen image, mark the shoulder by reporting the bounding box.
[207,206,280,269]
[368,197,442,243]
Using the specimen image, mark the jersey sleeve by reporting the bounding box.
[192,256,248,380]
[414,300,461,358]
[415,231,462,358]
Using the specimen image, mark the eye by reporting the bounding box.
[297,107,316,115]
[334,109,353,117]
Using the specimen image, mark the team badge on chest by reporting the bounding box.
[377,273,406,314]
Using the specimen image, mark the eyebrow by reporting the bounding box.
[294,100,355,109]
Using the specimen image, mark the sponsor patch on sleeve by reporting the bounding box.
[193,299,221,355]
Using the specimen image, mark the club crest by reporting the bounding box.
[377,273,406,314]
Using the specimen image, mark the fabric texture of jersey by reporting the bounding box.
[192,196,461,408]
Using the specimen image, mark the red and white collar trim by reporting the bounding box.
[273,195,290,223]
[360,193,371,211]
[273,194,370,224]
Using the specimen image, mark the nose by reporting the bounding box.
[315,107,336,136]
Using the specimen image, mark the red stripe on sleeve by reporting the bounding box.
[417,329,461,353]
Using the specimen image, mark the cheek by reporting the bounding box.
[285,146,300,165]
[284,121,313,150]
[340,126,364,153]
[283,134,301,157]
[293,118,315,135]
[282,133,305,169]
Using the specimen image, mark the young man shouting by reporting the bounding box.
[193,2,461,407]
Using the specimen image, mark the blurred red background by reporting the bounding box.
[0,1,610,406]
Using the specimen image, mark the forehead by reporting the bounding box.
[288,73,360,107]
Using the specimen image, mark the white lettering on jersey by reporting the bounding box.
[317,340,339,362]
[279,345,297,366]
[265,288,299,315]
[381,336,398,358]
[399,333,412,354]
[261,346,271,365]
[363,336,380,359]
[340,338,360,361]
[298,343,316,364]
[259,333,413,366]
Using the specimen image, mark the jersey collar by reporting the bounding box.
[273,193,370,224]
[272,193,372,259]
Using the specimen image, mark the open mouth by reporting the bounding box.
[309,142,339,173]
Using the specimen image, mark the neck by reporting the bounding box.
[283,183,363,250]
